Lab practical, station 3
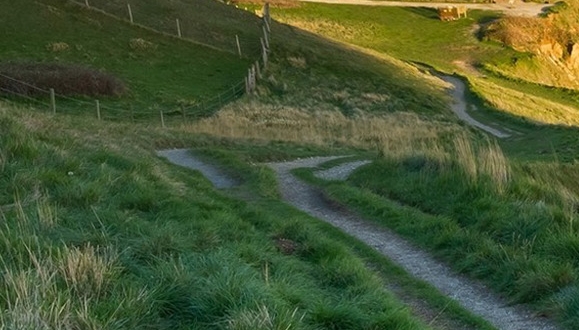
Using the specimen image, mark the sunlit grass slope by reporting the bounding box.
[271,3,507,72]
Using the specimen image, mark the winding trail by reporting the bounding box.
[438,75,511,138]
[266,157,558,330]
[299,0,551,17]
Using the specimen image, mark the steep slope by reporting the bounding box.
[0,0,250,117]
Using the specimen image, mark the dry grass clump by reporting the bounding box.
[484,2,579,54]
[287,56,307,69]
[129,38,157,51]
[188,100,457,151]
[0,62,127,97]
[57,244,118,298]
[46,42,70,52]
[485,17,558,52]
[452,134,511,192]
[0,195,120,329]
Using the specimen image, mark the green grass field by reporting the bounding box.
[0,100,501,329]
[0,0,499,328]
[272,4,506,72]
[0,0,253,119]
[3,0,579,328]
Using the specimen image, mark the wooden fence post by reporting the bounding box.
[127,4,134,24]
[263,2,270,24]
[245,76,249,94]
[262,26,269,49]
[176,18,182,38]
[160,110,165,128]
[50,88,56,114]
[261,38,268,68]
[96,100,101,120]
[235,35,242,57]
[85,0,90,7]
[255,61,261,79]
[263,16,270,33]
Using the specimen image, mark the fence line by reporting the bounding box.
[0,2,274,127]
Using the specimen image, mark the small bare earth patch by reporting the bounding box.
[274,237,299,255]
[0,62,127,97]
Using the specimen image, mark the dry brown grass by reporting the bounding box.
[187,100,458,152]
[485,17,558,52]
[485,2,579,53]
[0,62,127,97]
[129,38,157,51]
[187,98,512,193]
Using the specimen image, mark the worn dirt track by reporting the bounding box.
[299,0,551,17]
[266,157,558,330]
[158,150,559,330]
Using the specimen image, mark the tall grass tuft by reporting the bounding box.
[57,244,118,298]
[453,134,478,184]
[226,305,304,330]
[478,139,510,193]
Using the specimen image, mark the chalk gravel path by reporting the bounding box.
[159,150,558,330]
[299,0,551,17]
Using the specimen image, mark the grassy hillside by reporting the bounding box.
[0,1,502,329]
[0,0,251,118]
[5,0,579,328]
[83,0,265,55]
[0,101,436,329]
[271,3,507,72]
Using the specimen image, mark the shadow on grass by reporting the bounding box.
[401,7,439,20]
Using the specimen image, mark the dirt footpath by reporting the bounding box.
[266,157,559,330]
[299,0,551,17]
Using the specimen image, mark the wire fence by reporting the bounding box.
[0,1,272,127]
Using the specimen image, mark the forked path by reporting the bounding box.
[158,151,558,329]
[266,157,558,330]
